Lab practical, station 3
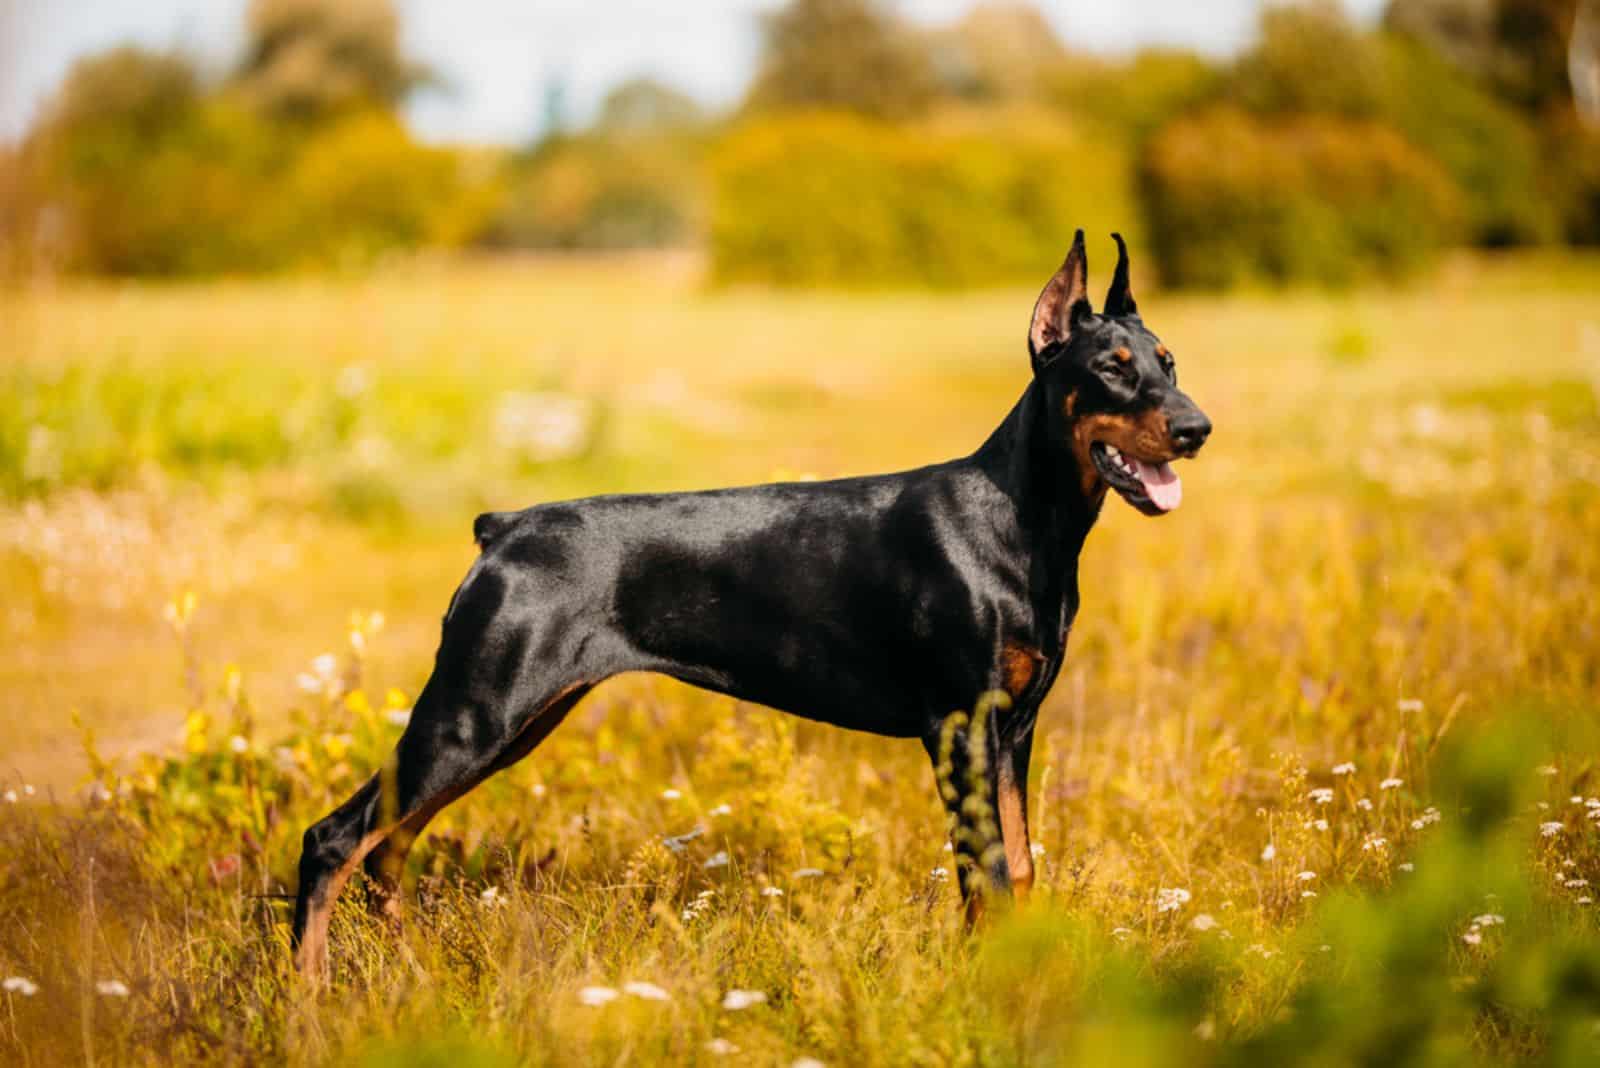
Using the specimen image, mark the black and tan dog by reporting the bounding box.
[292,231,1211,974]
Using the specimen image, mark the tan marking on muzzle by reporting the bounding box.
[1066,406,1174,496]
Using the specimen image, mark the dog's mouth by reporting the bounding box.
[1090,442,1183,515]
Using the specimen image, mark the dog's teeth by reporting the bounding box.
[1106,445,1120,458]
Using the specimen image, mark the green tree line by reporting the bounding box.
[2,0,1597,287]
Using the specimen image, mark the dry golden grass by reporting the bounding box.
[1,252,1598,1065]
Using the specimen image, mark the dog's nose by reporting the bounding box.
[1169,410,1212,453]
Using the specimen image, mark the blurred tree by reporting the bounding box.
[1575,0,1600,124]
[1385,0,1579,110]
[1495,0,1580,109]
[746,0,937,119]
[923,3,1069,100]
[595,78,704,135]
[1384,0,1500,73]
[236,0,426,121]
[41,46,200,138]
[1233,2,1389,118]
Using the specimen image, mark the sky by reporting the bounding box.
[0,0,1389,146]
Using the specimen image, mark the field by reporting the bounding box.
[2,251,1599,1066]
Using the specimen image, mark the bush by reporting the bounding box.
[1377,35,1556,246]
[283,111,497,265]
[708,108,1136,288]
[1141,108,1461,288]
[482,133,703,250]
[1047,49,1223,146]
[1221,6,1553,249]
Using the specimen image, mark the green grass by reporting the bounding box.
[1,252,1599,1065]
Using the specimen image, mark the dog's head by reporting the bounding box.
[1027,230,1210,516]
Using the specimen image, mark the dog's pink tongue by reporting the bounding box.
[1134,459,1182,512]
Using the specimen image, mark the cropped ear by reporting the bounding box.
[1103,232,1138,318]
[1029,230,1092,372]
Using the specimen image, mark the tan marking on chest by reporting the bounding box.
[1000,640,1045,699]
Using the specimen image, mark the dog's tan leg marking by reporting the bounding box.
[997,761,1034,902]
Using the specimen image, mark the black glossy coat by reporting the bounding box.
[291,231,1210,973]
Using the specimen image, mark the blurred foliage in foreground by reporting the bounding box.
[1,0,1598,286]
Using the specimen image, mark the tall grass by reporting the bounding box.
[1,253,1598,1064]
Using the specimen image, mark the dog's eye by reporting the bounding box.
[1098,359,1136,387]
[1158,353,1177,384]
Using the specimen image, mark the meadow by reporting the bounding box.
[2,250,1599,1066]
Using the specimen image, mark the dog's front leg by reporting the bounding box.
[925,709,1011,926]
[996,719,1036,902]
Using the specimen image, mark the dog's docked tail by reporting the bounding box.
[473,511,517,549]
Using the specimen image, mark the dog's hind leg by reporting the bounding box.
[291,673,589,978]
[360,681,590,927]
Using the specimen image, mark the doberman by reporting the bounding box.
[291,231,1211,975]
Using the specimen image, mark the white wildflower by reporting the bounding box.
[1397,698,1424,712]
[1156,887,1191,913]
[1566,878,1590,889]
[1541,821,1565,837]
[229,735,249,754]
[1030,842,1046,858]
[578,986,619,1007]
[761,886,784,898]
[1308,788,1335,805]
[1357,797,1373,811]
[95,980,129,998]
[623,981,671,1002]
[1111,927,1133,940]
[660,788,682,801]
[1191,913,1218,931]
[21,784,32,796]
[792,867,824,879]
[1535,765,1558,777]
[2,790,15,804]
[480,886,504,906]
[721,989,767,1011]
[1297,871,1317,882]
[1579,897,1593,905]
[295,673,323,694]
[705,1038,740,1056]
[531,783,546,798]
[929,867,950,882]
[704,851,730,870]
[3,977,39,996]
[1260,843,1276,862]
[311,653,338,679]
[1398,862,1415,872]
[1462,930,1482,946]
[1361,835,1388,852]
[385,708,412,726]
[792,1059,827,1068]
[1311,818,1330,832]
[1379,777,1404,790]
[1331,762,1356,776]
[1194,1017,1217,1041]
[1472,914,1505,927]
[1302,890,1318,899]
[708,803,733,817]
[1244,943,1275,959]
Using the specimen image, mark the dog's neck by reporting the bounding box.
[974,378,1103,562]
